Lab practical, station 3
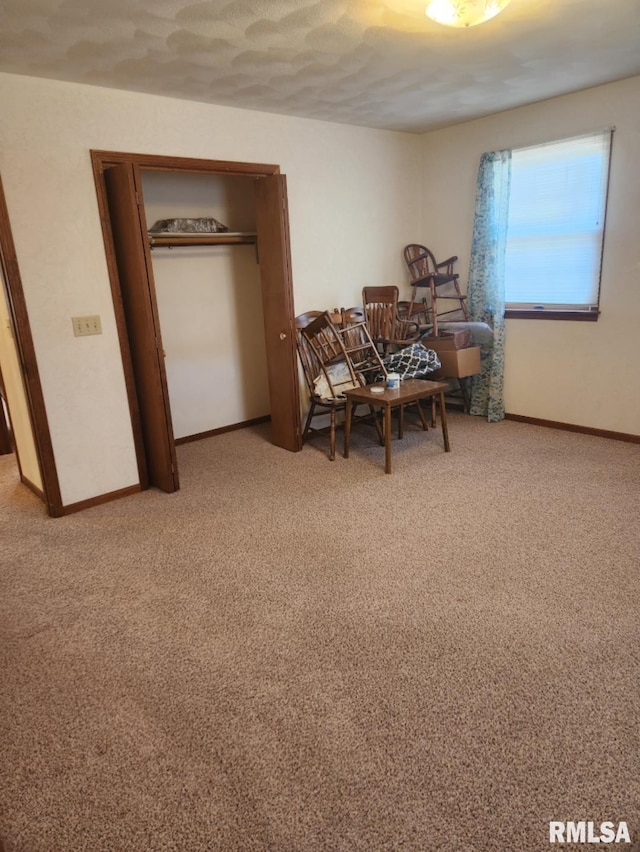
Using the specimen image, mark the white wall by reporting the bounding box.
[0,72,422,505]
[419,76,640,435]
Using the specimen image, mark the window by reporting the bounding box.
[504,130,612,319]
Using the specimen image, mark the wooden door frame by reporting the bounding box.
[91,150,301,490]
[0,172,63,516]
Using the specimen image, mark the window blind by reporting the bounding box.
[504,130,612,309]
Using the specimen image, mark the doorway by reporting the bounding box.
[91,151,302,495]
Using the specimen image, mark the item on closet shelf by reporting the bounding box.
[148,217,230,234]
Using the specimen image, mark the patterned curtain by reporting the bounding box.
[467,150,512,422]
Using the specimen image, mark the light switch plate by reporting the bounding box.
[72,315,102,337]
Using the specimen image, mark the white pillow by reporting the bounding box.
[313,362,359,400]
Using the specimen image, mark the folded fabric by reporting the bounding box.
[149,217,230,233]
[313,362,359,399]
[379,343,440,380]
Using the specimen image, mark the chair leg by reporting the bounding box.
[458,377,470,413]
[328,408,336,461]
[302,401,316,443]
[454,280,470,321]
[370,406,385,446]
[415,398,429,431]
[430,280,439,337]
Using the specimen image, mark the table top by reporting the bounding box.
[343,378,449,405]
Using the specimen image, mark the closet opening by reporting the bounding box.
[91,151,302,496]
[141,170,268,448]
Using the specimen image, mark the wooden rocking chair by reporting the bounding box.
[403,244,469,335]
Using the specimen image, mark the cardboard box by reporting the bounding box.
[431,346,481,378]
[421,329,472,351]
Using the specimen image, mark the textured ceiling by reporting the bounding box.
[1,0,640,133]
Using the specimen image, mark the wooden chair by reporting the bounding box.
[397,298,430,334]
[335,307,389,383]
[295,311,385,460]
[295,311,343,461]
[403,244,469,335]
[338,305,432,438]
[361,286,420,355]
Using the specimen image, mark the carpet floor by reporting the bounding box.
[1,413,639,851]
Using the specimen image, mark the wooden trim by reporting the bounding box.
[62,484,142,515]
[0,391,12,454]
[0,172,64,517]
[149,233,257,248]
[91,155,149,489]
[131,162,180,491]
[91,150,280,178]
[20,475,45,500]
[174,415,270,445]
[505,413,640,444]
[505,309,599,321]
[90,150,300,513]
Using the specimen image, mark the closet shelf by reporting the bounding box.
[148,232,257,248]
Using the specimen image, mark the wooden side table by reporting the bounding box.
[343,378,450,474]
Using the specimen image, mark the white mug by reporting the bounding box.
[386,372,400,389]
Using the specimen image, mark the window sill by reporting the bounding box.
[504,309,600,322]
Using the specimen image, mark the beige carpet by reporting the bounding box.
[1,413,639,851]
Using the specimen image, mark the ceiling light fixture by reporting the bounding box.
[425,0,511,27]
